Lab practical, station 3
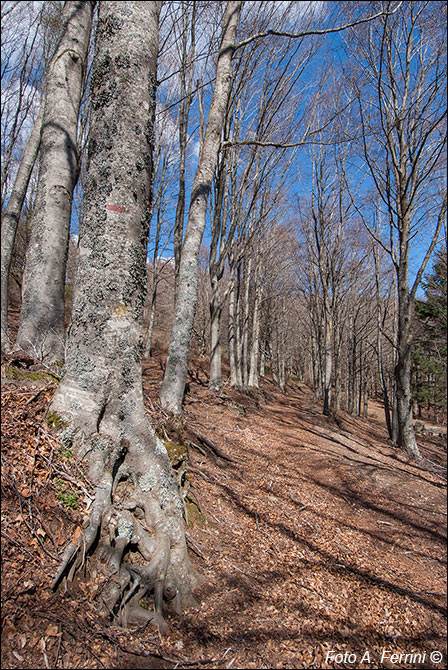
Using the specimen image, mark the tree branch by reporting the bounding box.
[234,3,403,51]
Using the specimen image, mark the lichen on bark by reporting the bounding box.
[49,1,201,633]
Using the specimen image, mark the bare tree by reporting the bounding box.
[160,1,242,414]
[50,1,199,631]
[346,1,447,458]
[14,1,93,362]
[1,104,43,353]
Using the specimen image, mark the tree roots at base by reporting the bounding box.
[51,431,201,634]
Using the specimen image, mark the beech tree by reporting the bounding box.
[345,1,447,458]
[1,105,43,353]
[14,0,93,362]
[159,0,242,415]
[50,1,199,630]
[1,1,59,352]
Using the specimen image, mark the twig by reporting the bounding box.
[1,530,37,561]
[185,531,206,559]
[188,466,212,482]
[189,429,237,463]
[254,513,280,555]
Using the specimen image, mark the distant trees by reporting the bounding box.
[344,1,447,458]
[413,246,447,422]
[1,0,446,641]
[1,1,446,473]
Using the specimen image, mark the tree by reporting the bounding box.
[50,1,199,631]
[345,1,447,458]
[159,0,242,415]
[413,245,447,421]
[1,104,43,353]
[14,0,93,362]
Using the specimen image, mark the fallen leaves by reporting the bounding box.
[1,366,447,669]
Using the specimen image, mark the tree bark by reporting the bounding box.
[14,1,93,362]
[395,244,420,458]
[241,255,252,391]
[160,1,242,415]
[209,271,223,391]
[50,1,199,631]
[1,104,44,354]
[248,258,262,388]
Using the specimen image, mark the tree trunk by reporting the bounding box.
[395,266,420,458]
[248,260,261,389]
[159,1,242,415]
[49,1,199,631]
[241,256,252,392]
[322,310,332,416]
[1,104,44,354]
[374,247,393,439]
[228,259,242,389]
[173,2,196,296]
[209,271,223,392]
[234,261,244,388]
[143,276,157,359]
[14,1,93,362]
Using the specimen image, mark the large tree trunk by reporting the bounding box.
[14,1,93,362]
[159,1,242,415]
[49,1,199,631]
[1,104,44,354]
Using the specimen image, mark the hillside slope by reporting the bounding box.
[1,356,446,669]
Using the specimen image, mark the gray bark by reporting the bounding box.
[395,226,420,458]
[228,259,241,388]
[50,1,199,630]
[160,1,242,414]
[1,104,44,353]
[209,272,223,391]
[322,304,332,416]
[248,259,261,388]
[241,256,252,391]
[15,1,93,362]
[174,2,196,295]
[373,245,393,439]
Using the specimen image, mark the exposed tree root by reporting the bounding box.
[50,419,202,634]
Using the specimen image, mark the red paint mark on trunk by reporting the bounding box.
[106,204,127,213]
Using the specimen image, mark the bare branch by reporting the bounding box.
[234,3,403,51]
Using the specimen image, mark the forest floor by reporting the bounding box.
[1,351,447,670]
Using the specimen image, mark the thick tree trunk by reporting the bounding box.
[160,1,242,415]
[1,104,44,354]
[50,1,199,631]
[14,1,93,362]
